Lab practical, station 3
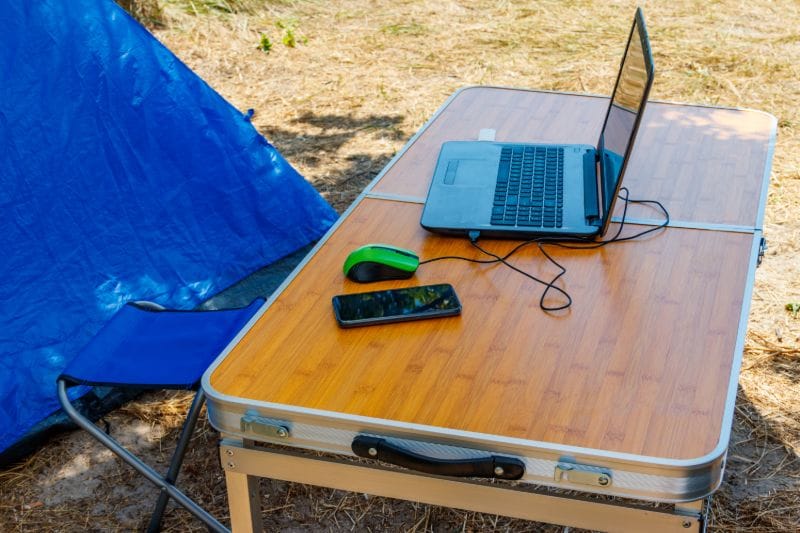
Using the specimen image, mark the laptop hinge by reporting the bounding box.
[583,150,600,225]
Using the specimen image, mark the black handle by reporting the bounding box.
[352,435,524,480]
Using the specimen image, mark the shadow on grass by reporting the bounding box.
[262,111,407,212]
[709,385,800,532]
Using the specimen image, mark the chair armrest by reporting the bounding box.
[130,301,167,312]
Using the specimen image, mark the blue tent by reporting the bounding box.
[0,0,338,462]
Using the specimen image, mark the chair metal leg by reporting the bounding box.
[146,389,207,533]
[57,380,229,533]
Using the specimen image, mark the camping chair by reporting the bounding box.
[57,298,264,532]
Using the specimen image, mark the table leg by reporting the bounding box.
[223,453,262,533]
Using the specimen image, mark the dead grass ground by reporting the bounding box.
[1,0,798,531]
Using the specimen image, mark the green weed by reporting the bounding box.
[276,19,307,47]
[283,28,297,47]
[258,33,272,53]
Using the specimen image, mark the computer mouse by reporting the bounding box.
[343,244,419,282]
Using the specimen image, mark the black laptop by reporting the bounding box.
[420,8,655,239]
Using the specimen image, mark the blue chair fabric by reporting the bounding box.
[60,299,263,389]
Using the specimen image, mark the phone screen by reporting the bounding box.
[332,284,461,327]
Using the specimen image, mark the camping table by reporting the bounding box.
[202,87,775,532]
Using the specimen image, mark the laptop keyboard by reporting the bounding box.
[490,146,564,228]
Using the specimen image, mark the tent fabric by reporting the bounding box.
[0,0,338,458]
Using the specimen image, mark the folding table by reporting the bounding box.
[202,87,775,532]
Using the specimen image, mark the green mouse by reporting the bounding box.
[343,244,419,282]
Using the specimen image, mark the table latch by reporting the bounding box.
[554,461,612,488]
[240,413,290,439]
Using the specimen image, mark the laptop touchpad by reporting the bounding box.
[442,159,494,186]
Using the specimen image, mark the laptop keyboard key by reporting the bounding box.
[491,145,564,229]
[519,219,540,227]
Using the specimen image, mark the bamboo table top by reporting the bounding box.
[207,87,775,463]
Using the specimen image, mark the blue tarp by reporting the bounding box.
[0,0,338,458]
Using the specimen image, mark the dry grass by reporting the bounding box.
[2,0,798,531]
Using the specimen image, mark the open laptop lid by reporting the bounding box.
[596,8,655,236]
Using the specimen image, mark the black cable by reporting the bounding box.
[468,236,573,311]
[418,188,670,313]
[530,188,669,306]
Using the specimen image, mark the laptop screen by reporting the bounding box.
[598,9,654,227]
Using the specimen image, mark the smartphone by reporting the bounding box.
[332,283,461,328]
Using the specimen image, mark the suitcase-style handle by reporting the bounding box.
[351,435,525,480]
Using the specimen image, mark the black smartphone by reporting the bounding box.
[332,283,461,328]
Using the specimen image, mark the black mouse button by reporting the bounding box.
[347,262,379,282]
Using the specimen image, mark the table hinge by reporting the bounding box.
[757,237,767,266]
[554,461,612,488]
[240,412,290,439]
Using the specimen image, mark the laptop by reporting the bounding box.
[420,8,655,239]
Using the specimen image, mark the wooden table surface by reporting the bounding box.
[209,87,774,463]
